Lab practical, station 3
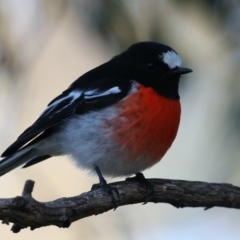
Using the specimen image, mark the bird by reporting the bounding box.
[0,42,192,200]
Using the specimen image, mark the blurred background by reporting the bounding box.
[0,0,240,239]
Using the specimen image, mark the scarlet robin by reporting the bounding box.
[0,42,192,202]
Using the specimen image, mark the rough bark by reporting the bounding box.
[1,178,240,233]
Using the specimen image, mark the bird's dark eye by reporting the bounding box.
[146,63,156,72]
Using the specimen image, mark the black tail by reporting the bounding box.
[0,144,51,176]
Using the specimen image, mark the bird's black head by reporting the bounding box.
[111,42,192,100]
[71,42,192,100]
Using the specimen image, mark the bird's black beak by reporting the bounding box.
[168,67,193,76]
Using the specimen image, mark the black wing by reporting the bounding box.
[1,89,84,157]
[1,82,131,157]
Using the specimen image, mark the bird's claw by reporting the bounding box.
[92,166,119,210]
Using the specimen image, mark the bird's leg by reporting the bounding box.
[126,172,154,204]
[91,166,119,209]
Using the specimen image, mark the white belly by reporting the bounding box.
[45,106,154,177]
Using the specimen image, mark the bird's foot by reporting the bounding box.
[91,166,119,210]
[126,172,154,204]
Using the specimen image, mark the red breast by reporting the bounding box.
[108,84,181,166]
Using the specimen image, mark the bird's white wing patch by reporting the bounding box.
[84,87,121,99]
[161,51,182,69]
[39,90,82,117]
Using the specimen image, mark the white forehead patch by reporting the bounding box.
[160,50,182,69]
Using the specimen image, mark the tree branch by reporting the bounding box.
[1,178,240,233]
